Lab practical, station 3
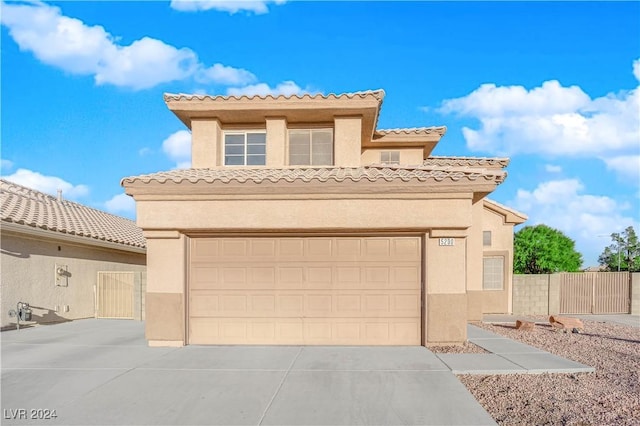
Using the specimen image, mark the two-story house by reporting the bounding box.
[122,89,526,347]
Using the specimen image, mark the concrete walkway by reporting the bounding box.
[434,325,595,375]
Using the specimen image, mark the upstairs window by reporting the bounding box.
[289,129,333,166]
[380,151,400,165]
[224,132,266,166]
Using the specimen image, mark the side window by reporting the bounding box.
[380,151,400,165]
[483,256,504,290]
[224,132,266,166]
[289,129,333,166]
[483,231,492,247]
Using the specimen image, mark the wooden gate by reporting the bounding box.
[560,272,630,314]
[96,272,135,319]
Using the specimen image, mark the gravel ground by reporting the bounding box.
[427,341,488,353]
[458,317,640,425]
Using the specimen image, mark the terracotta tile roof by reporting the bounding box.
[121,165,506,185]
[1,179,145,249]
[424,156,510,168]
[376,127,447,136]
[163,89,385,103]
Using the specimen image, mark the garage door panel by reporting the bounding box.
[191,290,419,318]
[393,238,421,261]
[189,293,219,316]
[393,266,420,285]
[190,267,219,289]
[191,317,421,345]
[189,236,421,345]
[278,267,305,288]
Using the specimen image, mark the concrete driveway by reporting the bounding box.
[1,319,494,425]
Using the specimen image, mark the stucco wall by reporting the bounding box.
[136,198,473,231]
[1,231,146,329]
[360,149,424,165]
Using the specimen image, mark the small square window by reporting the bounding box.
[380,151,400,165]
[483,231,492,247]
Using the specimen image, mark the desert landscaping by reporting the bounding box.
[458,318,640,425]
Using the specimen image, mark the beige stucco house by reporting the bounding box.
[1,180,146,329]
[122,89,526,347]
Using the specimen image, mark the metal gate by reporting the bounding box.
[96,271,135,319]
[560,272,630,314]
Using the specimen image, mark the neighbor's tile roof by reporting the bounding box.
[1,179,145,249]
[424,156,510,168]
[121,165,506,185]
[164,89,385,103]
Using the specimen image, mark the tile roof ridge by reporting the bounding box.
[376,126,447,135]
[427,155,509,161]
[163,89,385,103]
[1,179,60,203]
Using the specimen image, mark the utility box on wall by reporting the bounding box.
[55,263,68,287]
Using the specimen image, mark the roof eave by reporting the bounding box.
[483,198,528,224]
[1,221,147,254]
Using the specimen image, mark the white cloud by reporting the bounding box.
[438,62,640,162]
[1,159,14,173]
[3,169,89,200]
[104,193,136,215]
[0,1,281,91]
[138,147,153,156]
[633,59,640,82]
[196,63,257,86]
[227,80,306,97]
[545,164,562,173]
[602,155,640,182]
[96,37,198,90]
[511,178,639,266]
[0,2,198,90]
[162,130,192,169]
[170,0,286,14]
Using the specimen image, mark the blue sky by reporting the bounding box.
[2,0,639,267]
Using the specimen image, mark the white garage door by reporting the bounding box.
[188,236,422,345]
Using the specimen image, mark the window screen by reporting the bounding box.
[289,129,333,165]
[380,151,400,165]
[483,256,504,290]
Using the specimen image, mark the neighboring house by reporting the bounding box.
[1,180,146,330]
[480,198,527,316]
[122,89,526,347]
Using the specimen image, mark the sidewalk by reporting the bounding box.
[434,324,595,375]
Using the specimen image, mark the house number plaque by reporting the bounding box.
[439,238,455,246]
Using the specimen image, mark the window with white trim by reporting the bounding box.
[289,129,333,166]
[224,131,266,166]
[380,151,400,165]
[483,256,504,290]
